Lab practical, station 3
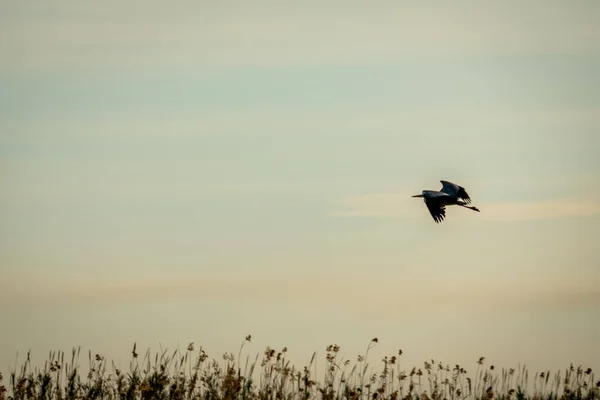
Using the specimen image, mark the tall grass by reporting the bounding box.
[1,337,597,400]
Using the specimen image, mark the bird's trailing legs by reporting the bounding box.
[457,202,480,212]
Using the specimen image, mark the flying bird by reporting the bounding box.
[412,180,480,223]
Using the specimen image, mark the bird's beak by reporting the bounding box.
[412,194,424,198]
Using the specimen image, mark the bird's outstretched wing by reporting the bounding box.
[424,197,446,223]
[456,186,471,204]
[440,180,472,204]
[440,180,459,196]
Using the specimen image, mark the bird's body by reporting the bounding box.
[412,180,480,223]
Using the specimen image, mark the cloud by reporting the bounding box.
[332,193,417,219]
[7,106,600,140]
[332,192,600,222]
[3,273,599,319]
[480,199,600,221]
[1,1,599,71]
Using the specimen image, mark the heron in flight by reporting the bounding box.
[412,180,480,223]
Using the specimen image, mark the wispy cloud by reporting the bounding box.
[332,192,600,222]
[3,273,599,318]
[332,193,417,219]
[6,106,600,140]
[2,1,599,71]
[479,199,600,221]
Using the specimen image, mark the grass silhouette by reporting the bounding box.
[1,337,597,400]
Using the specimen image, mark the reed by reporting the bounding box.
[2,337,597,400]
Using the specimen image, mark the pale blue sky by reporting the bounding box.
[1,0,599,377]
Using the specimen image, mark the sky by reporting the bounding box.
[1,0,600,381]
